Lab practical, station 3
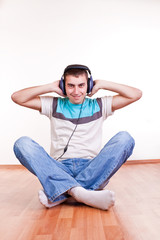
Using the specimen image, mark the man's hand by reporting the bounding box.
[87,80,102,97]
[51,80,65,97]
[87,79,142,111]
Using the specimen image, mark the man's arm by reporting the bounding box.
[88,80,142,111]
[11,80,64,111]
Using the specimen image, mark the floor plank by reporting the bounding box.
[108,163,160,240]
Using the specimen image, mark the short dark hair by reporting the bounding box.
[64,68,88,81]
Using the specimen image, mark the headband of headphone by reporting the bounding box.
[59,64,93,95]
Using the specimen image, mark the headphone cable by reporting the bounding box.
[56,99,85,161]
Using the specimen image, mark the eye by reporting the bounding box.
[68,84,74,88]
[79,83,85,88]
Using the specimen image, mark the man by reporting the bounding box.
[12,64,142,210]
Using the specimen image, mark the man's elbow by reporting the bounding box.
[11,92,17,103]
[133,89,143,102]
[11,92,22,105]
[136,89,142,100]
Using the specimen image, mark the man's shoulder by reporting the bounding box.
[85,97,103,108]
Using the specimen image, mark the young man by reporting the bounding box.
[12,64,142,210]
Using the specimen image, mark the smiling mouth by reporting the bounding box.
[72,95,81,98]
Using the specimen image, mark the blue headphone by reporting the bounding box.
[59,64,93,95]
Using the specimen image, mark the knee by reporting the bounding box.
[117,131,135,148]
[115,131,135,163]
[13,136,32,153]
[13,137,36,174]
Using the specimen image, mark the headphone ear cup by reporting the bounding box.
[87,76,93,93]
[59,77,66,95]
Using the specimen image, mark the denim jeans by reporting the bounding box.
[13,131,135,203]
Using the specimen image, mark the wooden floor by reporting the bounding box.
[0,163,160,240]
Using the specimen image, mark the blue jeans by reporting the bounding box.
[13,131,135,203]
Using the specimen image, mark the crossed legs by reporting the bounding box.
[13,131,135,210]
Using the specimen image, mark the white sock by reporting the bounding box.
[68,187,115,210]
[38,190,66,208]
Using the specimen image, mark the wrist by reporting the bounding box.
[95,80,104,90]
[44,82,58,93]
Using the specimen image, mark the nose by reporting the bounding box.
[73,86,79,94]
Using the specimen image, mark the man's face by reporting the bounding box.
[65,74,88,104]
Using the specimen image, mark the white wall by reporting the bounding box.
[1,0,160,164]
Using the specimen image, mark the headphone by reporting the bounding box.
[59,64,93,95]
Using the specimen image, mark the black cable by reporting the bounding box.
[56,100,84,161]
